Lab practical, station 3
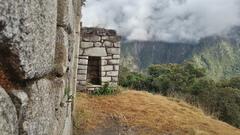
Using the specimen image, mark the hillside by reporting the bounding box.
[120,28,240,80]
[73,90,240,135]
[192,36,240,80]
[121,41,195,71]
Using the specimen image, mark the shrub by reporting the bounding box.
[197,87,240,128]
[119,63,240,128]
[119,66,147,90]
[93,83,119,96]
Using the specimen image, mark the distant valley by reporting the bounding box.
[121,27,240,80]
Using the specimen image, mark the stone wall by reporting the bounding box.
[0,0,82,135]
[77,27,121,92]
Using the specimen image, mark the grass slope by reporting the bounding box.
[74,90,240,135]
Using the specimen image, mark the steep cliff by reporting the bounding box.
[192,36,240,80]
[121,28,240,80]
[121,41,196,71]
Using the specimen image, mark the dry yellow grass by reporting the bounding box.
[74,90,240,135]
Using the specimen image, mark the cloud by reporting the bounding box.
[82,0,240,42]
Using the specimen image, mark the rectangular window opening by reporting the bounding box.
[87,56,101,85]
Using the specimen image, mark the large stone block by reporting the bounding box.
[0,0,58,79]
[78,59,88,65]
[57,0,75,33]
[101,77,111,82]
[102,65,113,71]
[108,59,120,65]
[103,41,113,47]
[22,79,67,135]
[81,42,94,48]
[106,71,118,77]
[82,36,101,42]
[83,47,107,57]
[77,75,87,81]
[107,48,120,55]
[55,27,69,76]
[0,87,18,135]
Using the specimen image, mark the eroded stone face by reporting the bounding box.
[22,78,67,135]
[0,87,18,135]
[0,0,57,79]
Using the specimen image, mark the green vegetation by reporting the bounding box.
[119,62,240,128]
[121,36,240,81]
[93,83,119,96]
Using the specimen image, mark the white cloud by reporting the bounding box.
[82,0,240,42]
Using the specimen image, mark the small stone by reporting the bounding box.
[101,72,106,77]
[81,42,94,48]
[114,42,121,47]
[102,65,113,71]
[79,49,83,55]
[108,59,120,65]
[78,70,87,75]
[114,65,119,70]
[102,36,109,40]
[78,59,88,65]
[79,81,87,85]
[94,42,102,47]
[102,56,113,60]
[101,77,112,82]
[112,77,119,82]
[78,65,87,70]
[103,41,113,47]
[78,75,87,81]
[113,55,120,59]
[107,48,120,55]
[101,60,107,66]
[82,36,101,42]
[106,71,118,77]
[79,56,88,59]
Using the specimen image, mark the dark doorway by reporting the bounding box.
[87,56,101,85]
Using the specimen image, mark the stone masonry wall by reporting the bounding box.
[77,27,121,92]
[0,0,82,135]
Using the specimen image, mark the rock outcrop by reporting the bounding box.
[0,0,82,134]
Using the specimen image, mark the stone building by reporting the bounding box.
[77,27,121,92]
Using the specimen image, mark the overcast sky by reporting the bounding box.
[82,0,240,42]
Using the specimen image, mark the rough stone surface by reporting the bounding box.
[101,77,112,82]
[82,36,101,42]
[94,42,102,47]
[78,69,87,75]
[22,79,67,135]
[106,71,118,77]
[102,65,114,71]
[55,27,69,76]
[81,42,94,48]
[107,48,120,55]
[78,75,87,81]
[112,77,118,82]
[0,87,18,135]
[113,55,120,59]
[0,0,82,135]
[57,0,75,33]
[114,65,120,70]
[78,59,88,65]
[0,0,58,79]
[103,41,113,47]
[108,59,120,65]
